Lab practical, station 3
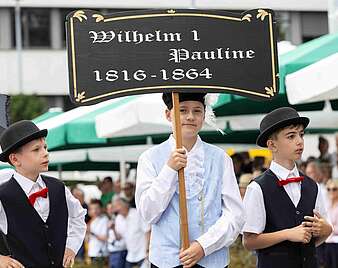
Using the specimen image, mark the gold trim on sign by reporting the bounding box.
[70,17,77,98]
[241,14,252,22]
[92,14,104,23]
[76,91,86,102]
[79,85,271,104]
[265,87,274,97]
[73,10,87,22]
[256,9,268,21]
[268,13,277,92]
[103,13,243,22]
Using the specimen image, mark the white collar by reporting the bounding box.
[270,160,299,180]
[13,171,45,195]
[168,134,202,155]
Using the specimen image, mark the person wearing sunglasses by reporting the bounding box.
[324,179,338,267]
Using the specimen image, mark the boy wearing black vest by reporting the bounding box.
[242,107,332,268]
[0,120,86,268]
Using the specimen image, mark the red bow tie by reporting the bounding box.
[28,187,49,206]
[277,176,304,187]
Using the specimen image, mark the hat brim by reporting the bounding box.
[256,117,309,148]
[0,129,48,162]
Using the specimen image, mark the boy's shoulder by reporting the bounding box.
[40,174,65,189]
[202,142,229,161]
[254,170,273,185]
[0,178,13,194]
[139,139,171,159]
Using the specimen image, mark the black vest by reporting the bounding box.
[0,175,68,268]
[255,169,318,268]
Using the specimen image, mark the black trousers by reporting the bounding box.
[151,264,228,268]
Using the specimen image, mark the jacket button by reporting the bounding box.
[51,261,55,265]
[44,224,49,229]
[48,242,52,247]
[296,210,300,215]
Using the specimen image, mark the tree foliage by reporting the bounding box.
[9,94,47,123]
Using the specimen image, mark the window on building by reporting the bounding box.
[13,8,51,48]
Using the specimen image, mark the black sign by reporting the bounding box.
[66,9,279,105]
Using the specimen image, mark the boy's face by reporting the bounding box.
[268,125,305,162]
[10,137,49,175]
[88,203,102,218]
[166,101,205,139]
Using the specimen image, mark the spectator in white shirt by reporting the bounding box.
[87,199,109,262]
[106,201,127,268]
[325,179,338,268]
[114,196,150,268]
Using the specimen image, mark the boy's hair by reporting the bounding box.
[319,136,329,145]
[162,92,206,110]
[267,123,304,143]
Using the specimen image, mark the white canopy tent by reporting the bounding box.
[286,53,338,104]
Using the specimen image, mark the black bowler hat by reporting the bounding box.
[0,120,48,162]
[256,107,309,148]
[162,92,206,110]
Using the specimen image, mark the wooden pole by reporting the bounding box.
[172,92,190,250]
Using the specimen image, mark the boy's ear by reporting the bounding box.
[267,139,277,152]
[8,153,19,167]
[165,109,172,122]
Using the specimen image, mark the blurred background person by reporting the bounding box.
[318,136,332,163]
[306,160,329,209]
[305,160,329,267]
[72,187,90,223]
[113,178,122,196]
[231,153,244,182]
[306,160,324,183]
[87,199,109,264]
[325,179,338,268]
[331,135,338,179]
[252,156,267,174]
[239,173,253,199]
[106,200,127,268]
[320,162,333,184]
[71,187,90,261]
[240,152,253,173]
[99,176,115,208]
[122,170,137,208]
[114,196,150,268]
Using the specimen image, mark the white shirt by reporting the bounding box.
[136,135,245,257]
[107,214,127,253]
[88,215,109,257]
[116,208,150,263]
[0,171,87,254]
[243,161,328,234]
[326,202,338,243]
[0,169,14,185]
